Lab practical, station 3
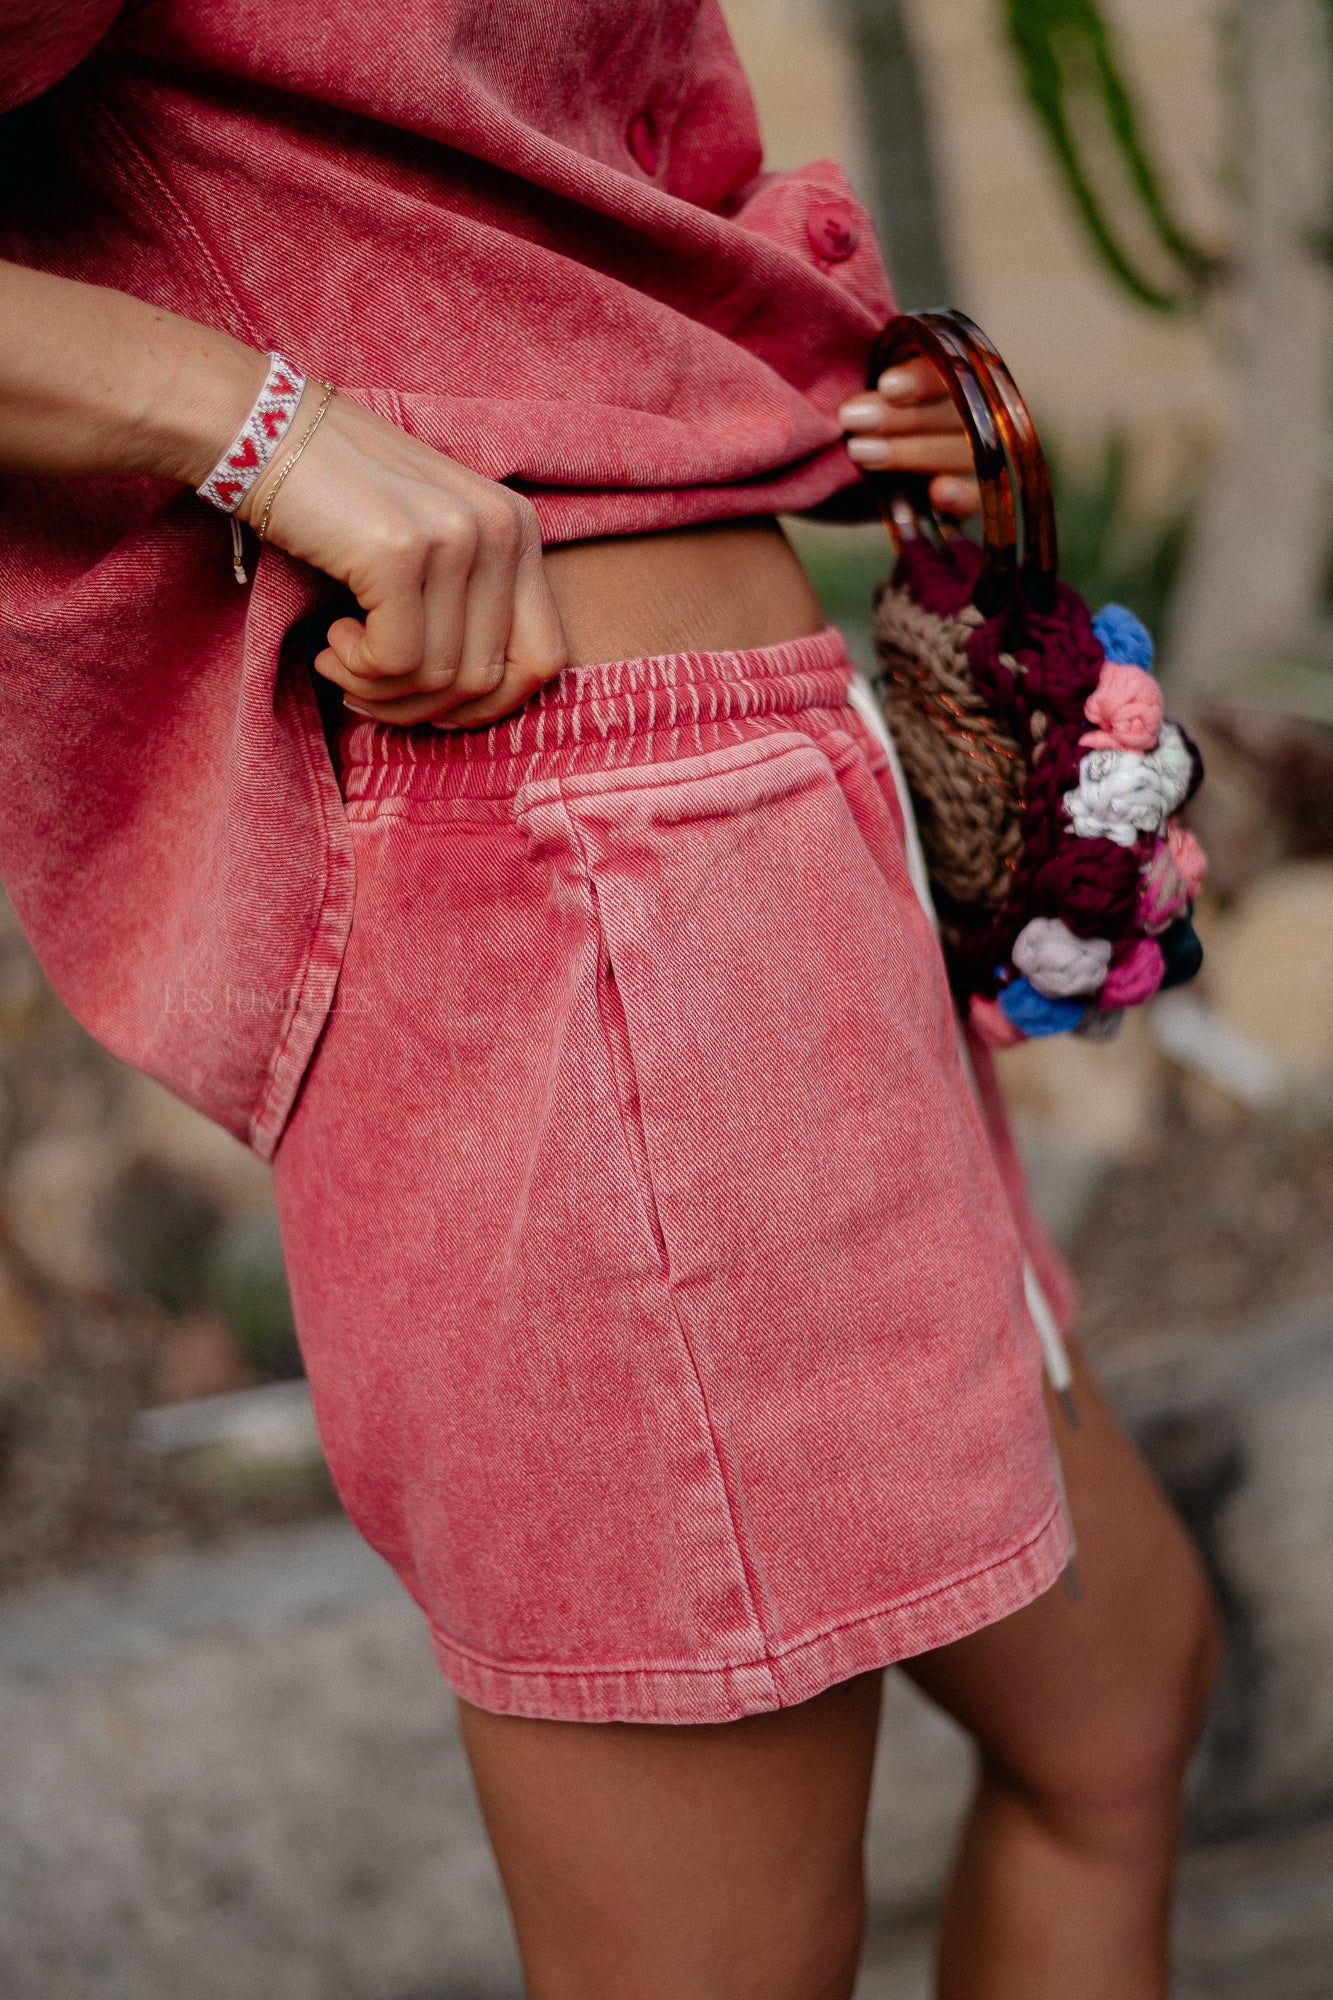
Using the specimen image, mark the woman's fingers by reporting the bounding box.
[324,543,432,683]
[427,495,522,715]
[316,604,428,706]
[326,495,567,730]
[313,493,507,717]
[845,427,975,475]
[412,527,491,711]
[842,394,960,440]
[838,359,978,517]
[929,474,981,521]
[431,518,568,730]
[506,507,568,685]
[876,357,951,406]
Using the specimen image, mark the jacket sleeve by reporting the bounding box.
[0,1,125,114]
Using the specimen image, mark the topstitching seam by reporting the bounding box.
[424,1496,1066,1682]
[81,90,262,342]
[553,782,778,1692]
[248,642,356,1155]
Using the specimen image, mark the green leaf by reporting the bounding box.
[1004,0,1219,311]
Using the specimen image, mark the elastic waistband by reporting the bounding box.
[337,627,855,806]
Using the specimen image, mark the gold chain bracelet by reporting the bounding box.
[254,380,337,546]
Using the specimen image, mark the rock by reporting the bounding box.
[150,1312,254,1407]
[0,1529,522,2000]
[1103,1293,1333,1834]
[0,1508,1327,2000]
[3,1132,123,1298]
[998,1005,1164,1162]
[100,1158,220,1312]
[866,1672,971,1917]
[0,1252,50,1374]
[0,893,46,1037]
[996,1008,1165,1241]
[121,1074,275,1222]
[1203,861,1333,1085]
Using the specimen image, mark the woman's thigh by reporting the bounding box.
[456,1346,1219,1997]
[903,1341,1222,1841]
[457,1668,884,2000]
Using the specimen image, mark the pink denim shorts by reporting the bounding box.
[272,627,1072,1724]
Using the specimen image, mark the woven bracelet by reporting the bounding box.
[196,352,307,514]
[195,352,308,585]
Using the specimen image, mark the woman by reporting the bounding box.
[0,3,1220,1994]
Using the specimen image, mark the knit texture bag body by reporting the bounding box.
[865,312,1206,1048]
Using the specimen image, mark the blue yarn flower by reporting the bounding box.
[997,979,1085,1038]
[1092,604,1154,672]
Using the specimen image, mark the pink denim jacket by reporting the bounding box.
[0,0,895,1156]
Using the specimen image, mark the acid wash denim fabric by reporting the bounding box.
[271,630,1072,1725]
[0,0,893,1153]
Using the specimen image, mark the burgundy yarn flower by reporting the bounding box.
[1032,835,1140,938]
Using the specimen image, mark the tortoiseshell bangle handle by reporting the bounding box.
[866,310,1058,618]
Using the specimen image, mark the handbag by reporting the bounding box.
[863,311,1206,1048]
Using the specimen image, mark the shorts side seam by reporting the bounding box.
[554,778,781,1697]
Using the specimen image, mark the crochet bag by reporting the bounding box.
[864,311,1206,1047]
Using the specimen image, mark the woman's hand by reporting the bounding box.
[240,389,567,728]
[838,358,980,521]
[0,263,566,730]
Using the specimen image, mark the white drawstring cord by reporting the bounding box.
[848,671,1082,1592]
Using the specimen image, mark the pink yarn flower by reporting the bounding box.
[1079,660,1164,752]
[969,994,1026,1047]
[1101,937,1165,1008]
[1136,841,1190,935]
[1167,820,1208,897]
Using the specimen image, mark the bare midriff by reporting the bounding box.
[542,516,828,668]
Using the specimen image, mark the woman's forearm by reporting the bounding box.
[0,259,267,485]
[0,255,570,727]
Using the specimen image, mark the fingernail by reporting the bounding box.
[838,396,885,429]
[877,366,917,403]
[934,478,974,511]
[846,436,894,466]
[343,699,378,718]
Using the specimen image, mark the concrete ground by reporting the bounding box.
[2,1515,1331,2000]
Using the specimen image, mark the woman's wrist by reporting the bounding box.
[233,374,328,530]
[0,260,271,488]
[125,314,272,489]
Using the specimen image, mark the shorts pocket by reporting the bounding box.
[514,725,1039,1633]
[512,723,1019,1325]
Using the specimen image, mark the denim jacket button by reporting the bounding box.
[627,111,662,175]
[806,199,859,263]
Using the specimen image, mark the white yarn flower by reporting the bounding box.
[1012,916,1113,997]
[1063,746,1169,845]
[1147,722,1192,815]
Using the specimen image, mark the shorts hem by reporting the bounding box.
[427,1499,1070,1724]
